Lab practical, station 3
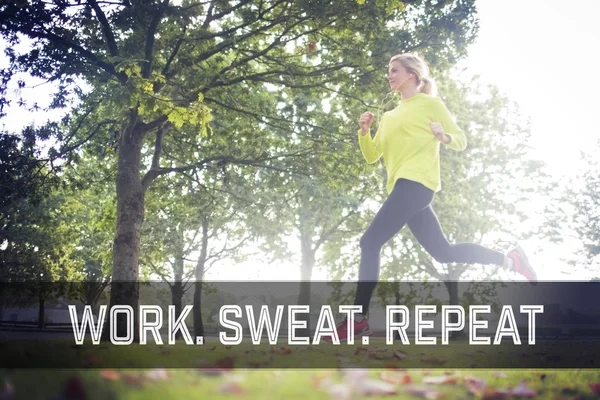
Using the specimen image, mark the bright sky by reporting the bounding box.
[452,0,600,282]
[2,1,598,282]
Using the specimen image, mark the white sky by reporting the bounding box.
[458,0,600,178]
[2,1,598,282]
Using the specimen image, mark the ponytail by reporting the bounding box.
[420,77,437,96]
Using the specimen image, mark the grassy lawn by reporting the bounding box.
[2,338,600,398]
[3,368,600,399]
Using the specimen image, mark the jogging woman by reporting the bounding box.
[335,53,537,341]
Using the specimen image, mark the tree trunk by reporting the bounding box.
[445,280,459,306]
[38,294,45,329]
[193,215,209,338]
[393,282,402,340]
[297,230,315,340]
[105,117,144,341]
[171,229,185,339]
[0,291,4,326]
[443,280,465,338]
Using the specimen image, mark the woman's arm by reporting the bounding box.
[432,98,467,151]
[358,118,384,164]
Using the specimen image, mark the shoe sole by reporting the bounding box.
[514,246,537,285]
[324,328,373,343]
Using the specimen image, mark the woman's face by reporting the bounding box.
[388,60,412,92]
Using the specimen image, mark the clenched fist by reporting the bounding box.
[359,112,374,136]
[430,122,451,144]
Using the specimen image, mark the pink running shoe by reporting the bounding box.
[507,245,537,285]
[324,317,372,342]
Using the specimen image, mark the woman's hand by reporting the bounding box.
[359,112,374,136]
[430,122,451,144]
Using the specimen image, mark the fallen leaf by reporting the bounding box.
[511,381,536,398]
[145,369,169,381]
[354,347,368,356]
[279,347,292,355]
[121,373,145,388]
[380,371,408,385]
[312,372,334,389]
[492,371,508,378]
[465,377,486,396]
[370,347,389,353]
[369,351,392,360]
[406,386,444,399]
[343,369,369,383]
[357,379,397,396]
[422,375,458,385]
[99,370,119,381]
[325,383,352,400]
[393,350,408,360]
[215,356,235,369]
[219,382,246,395]
[482,388,511,400]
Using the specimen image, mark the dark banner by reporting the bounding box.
[1,281,599,369]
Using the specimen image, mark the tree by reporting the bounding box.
[1,0,478,337]
[541,141,600,278]
[0,130,86,326]
[142,170,255,337]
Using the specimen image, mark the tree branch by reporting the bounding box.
[144,260,173,288]
[143,0,170,79]
[203,95,324,133]
[150,125,166,170]
[419,259,442,280]
[58,119,119,159]
[208,235,252,262]
[188,15,287,68]
[87,0,120,57]
[16,27,126,83]
[141,123,168,191]
[314,211,358,251]
[137,114,169,135]
[161,26,186,78]
[144,150,311,186]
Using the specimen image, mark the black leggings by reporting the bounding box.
[354,178,504,315]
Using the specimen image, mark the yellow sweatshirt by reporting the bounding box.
[358,93,467,194]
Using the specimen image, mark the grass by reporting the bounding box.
[1,337,599,369]
[2,338,600,398]
[4,369,600,399]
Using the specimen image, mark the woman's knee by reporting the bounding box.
[359,230,383,252]
[430,245,454,264]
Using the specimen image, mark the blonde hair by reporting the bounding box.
[389,53,437,96]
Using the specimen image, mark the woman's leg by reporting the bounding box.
[353,179,434,315]
[407,205,505,265]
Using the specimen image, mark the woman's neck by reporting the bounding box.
[399,86,420,100]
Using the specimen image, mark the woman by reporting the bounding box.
[335,53,537,341]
